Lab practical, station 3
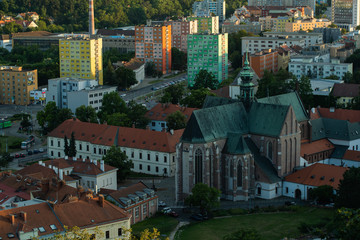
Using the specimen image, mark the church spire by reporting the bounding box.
[239,50,255,111]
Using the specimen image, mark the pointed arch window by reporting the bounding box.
[195,149,203,184]
[237,162,242,187]
[267,141,273,161]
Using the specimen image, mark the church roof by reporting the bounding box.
[311,118,360,141]
[223,134,250,155]
[202,96,239,109]
[258,92,308,122]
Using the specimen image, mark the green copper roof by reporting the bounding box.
[311,118,360,141]
[330,145,348,159]
[202,96,240,109]
[223,134,251,155]
[258,92,308,122]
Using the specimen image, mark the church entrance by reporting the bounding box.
[295,189,301,199]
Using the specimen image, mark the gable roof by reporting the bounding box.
[342,150,360,162]
[123,58,144,70]
[300,139,335,157]
[317,107,360,123]
[284,163,347,189]
[258,91,308,122]
[48,119,183,153]
[202,96,239,109]
[15,163,74,181]
[311,118,360,141]
[223,134,250,155]
[145,103,197,122]
[332,83,360,97]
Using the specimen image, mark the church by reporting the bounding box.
[176,54,310,202]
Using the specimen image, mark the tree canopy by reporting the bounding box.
[102,146,133,181]
[185,183,221,212]
[181,88,216,108]
[336,167,360,209]
[172,47,187,71]
[36,102,73,134]
[166,111,187,130]
[75,105,98,123]
[192,70,219,90]
[160,84,185,104]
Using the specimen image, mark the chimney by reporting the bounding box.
[89,0,95,35]
[100,160,105,172]
[9,214,15,225]
[146,125,150,131]
[99,194,105,207]
[21,211,27,223]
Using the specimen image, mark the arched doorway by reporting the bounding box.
[295,189,302,199]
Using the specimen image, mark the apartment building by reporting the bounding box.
[188,16,219,34]
[187,33,228,86]
[284,18,331,32]
[164,19,198,52]
[313,27,341,43]
[47,119,183,177]
[0,66,37,105]
[259,16,293,32]
[96,29,135,53]
[248,49,278,78]
[59,34,103,85]
[192,0,226,22]
[135,25,172,74]
[222,21,263,34]
[263,32,323,47]
[332,0,360,30]
[241,36,306,54]
[247,0,316,12]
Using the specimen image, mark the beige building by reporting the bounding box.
[0,66,38,105]
[285,18,331,32]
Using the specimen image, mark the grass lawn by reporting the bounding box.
[131,214,179,237]
[0,136,25,154]
[149,79,163,84]
[175,207,334,240]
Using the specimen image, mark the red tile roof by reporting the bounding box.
[211,86,230,98]
[332,83,360,97]
[285,163,347,189]
[145,103,197,122]
[15,163,74,181]
[317,107,360,123]
[301,139,335,157]
[48,119,184,153]
[342,150,360,162]
[0,182,31,203]
[123,58,144,70]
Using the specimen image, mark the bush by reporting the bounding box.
[9,140,22,149]
[212,209,229,217]
[10,113,31,121]
[228,208,247,215]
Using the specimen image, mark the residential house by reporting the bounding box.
[300,139,335,166]
[145,103,198,131]
[47,119,183,177]
[16,12,39,22]
[0,34,12,52]
[101,182,158,224]
[331,83,360,107]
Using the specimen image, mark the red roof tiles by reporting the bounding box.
[342,150,360,162]
[285,163,347,189]
[332,83,360,98]
[301,139,335,157]
[317,107,360,123]
[145,103,197,122]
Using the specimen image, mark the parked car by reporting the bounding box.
[162,207,172,214]
[159,201,166,207]
[39,148,44,153]
[120,93,126,97]
[168,211,179,218]
[20,153,25,158]
[33,149,39,154]
[27,150,33,155]
[14,153,20,158]
[190,214,203,221]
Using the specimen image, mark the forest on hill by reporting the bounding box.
[0,0,246,32]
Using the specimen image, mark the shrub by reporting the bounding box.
[9,140,22,149]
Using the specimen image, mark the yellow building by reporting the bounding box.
[285,18,331,32]
[272,17,293,32]
[59,35,103,85]
[0,66,38,105]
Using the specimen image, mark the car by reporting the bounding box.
[190,214,203,221]
[27,150,33,155]
[33,149,39,154]
[159,201,166,207]
[39,148,44,153]
[168,211,179,218]
[162,207,172,214]
[20,153,25,158]
[120,93,126,97]
[14,153,20,158]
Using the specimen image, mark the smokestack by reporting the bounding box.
[89,0,95,35]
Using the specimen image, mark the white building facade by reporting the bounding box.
[241,37,306,55]
[262,32,323,47]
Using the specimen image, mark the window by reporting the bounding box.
[164,156,167,163]
[58,152,61,157]
[156,167,158,172]
[94,147,97,154]
[50,224,57,230]
[139,164,142,170]
[156,155,159,161]
[195,149,203,183]
[87,145,89,151]
[286,187,289,193]
[51,140,53,146]
[51,151,54,156]
[106,230,110,239]
[148,154,150,160]
[139,152,142,159]
[79,144,82,150]
[152,122,155,126]
[38,227,46,233]
[57,141,60,147]
[131,152,134,158]
[118,228,122,236]
[148,165,151,171]
[237,163,242,187]
[143,204,147,215]
[135,207,139,217]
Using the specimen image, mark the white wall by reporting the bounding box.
[282,181,315,200]
[255,181,282,199]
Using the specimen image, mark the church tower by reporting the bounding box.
[239,52,255,111]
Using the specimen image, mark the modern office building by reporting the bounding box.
[135,25,172,74]
[332,0,360,30]
[263,32,323,47]
[187,33,228,86]
[187,16,219,34]
[192,0,226,22]
[164,19,198,52]
[0,66,37,105]
[248,49,278,78]
[59,34,103,85]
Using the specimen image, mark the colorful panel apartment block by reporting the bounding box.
[187,33,228,86]
[247,49,278,79]
[187,16,219,34]
[0,66,38,105]
[135,25,172,74]
[59,35,103,85]
[164,19,198,52]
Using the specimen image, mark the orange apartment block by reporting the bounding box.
[0,66,38,105]
[246,49,278,78]
[135,25,172,74]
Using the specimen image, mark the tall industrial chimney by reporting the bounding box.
[89,0,95,35]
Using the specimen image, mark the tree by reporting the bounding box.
[333,208,360,240]
[64,135,69,156]
[336,167,360,208]
[166,111,187,130]
[288,75,313,108]
[102,146,133,181]
[229,51,242,70]
[308,185,334,204]
[192,70,219,90]
[127,7,147,25]
[181,88,216,108]
[160,84,185,104]
[127,101,150,129]
[75,105,98,123]
[98,92,127,123]
[172,47,187,71]
[103,60,116,86]
[37,102,72,134]
[343,72,353,83]
[107,113,132,127]
[185,183,220,212]
[145,61,156,77]
[68,132,77,158]
[223,228,262,240]
[20,115,32,130]
[0,152,12,170]
[115,66,138,90]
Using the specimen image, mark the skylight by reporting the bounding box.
[38,227,46,233]
[50,224,57,230]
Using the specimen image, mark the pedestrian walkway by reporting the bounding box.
[169,221,190,240]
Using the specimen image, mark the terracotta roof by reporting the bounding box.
[309,107,321,120]
[31,180,79,203]
[317,107,360,123]
[342,150,360,162]
[96,29,135,36]
[145,103,197,122]
[49,119,184,153]
[0,182,31,203]
[123,58,144,70]
[301,139,335,157]
[332,83,360,97]
[16,163,65,181]
[211,86,230,99]
[0,34,10,40]
[285,163,347,189]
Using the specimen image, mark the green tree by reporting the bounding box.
[128,7,147,25]
[308,185,334,204]
[107,113,132,127]
[181,88,216,108]
[20,115,32,130]
[103,60,116,86]
[229,51,242,70]
[166,111,187,130]
[98,92,127,123]
[64,135,69,156]
[336,167,360,208]
[127,101,150,129]
[288,75,314,108]
[185,183,221,213]
[37,102,72,134]
[102,146,133,181]
[145,61,156,77]
[68,132,77,158]
[192,69,218,90]
[160,84,185,104]
[333,208,360,240]
[115,66,138,90]
[75,105,98,123]
[325,74,340,80]
[223,228,262,240]
[2,22,23,34]
[172,47,187,71]
[0,152,12,170]
[343,72,353,83]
